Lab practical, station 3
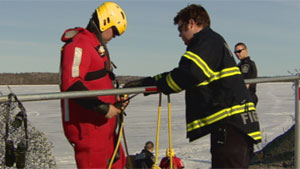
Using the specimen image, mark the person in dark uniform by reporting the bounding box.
[235,42,258,106]
[134,141,155,169]
[124,4,261,169]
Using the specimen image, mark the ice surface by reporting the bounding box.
[0,82,295,169]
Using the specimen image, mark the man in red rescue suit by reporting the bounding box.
[60,2,128,168]
[124,4,262,168]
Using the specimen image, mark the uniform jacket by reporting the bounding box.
[151,27,262,143]
[238,57,258,95]
[134,149,155,169]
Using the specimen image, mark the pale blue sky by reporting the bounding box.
[0,0,299,76]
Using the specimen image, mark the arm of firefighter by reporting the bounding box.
[123,77,160,96]
[155,57,201,95]
[123,77,156,88]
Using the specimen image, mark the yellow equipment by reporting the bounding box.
[94,2,127,35]
[166,148,175,158]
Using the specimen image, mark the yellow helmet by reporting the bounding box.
[94,2,127,36]
[166,148,175,158]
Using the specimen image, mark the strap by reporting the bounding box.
[108,112,124,169]
[86,20,111,69]
[86,20,119,86]
[84,61,110,81]
[153,93,162,167]
[167,95,174,169]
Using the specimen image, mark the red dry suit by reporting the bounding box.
[60,27,126,168]
[159,156,184,169]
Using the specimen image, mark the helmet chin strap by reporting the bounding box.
[86,20,117,70]
[86,20,110,57]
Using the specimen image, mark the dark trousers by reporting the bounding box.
[211,124,253,169]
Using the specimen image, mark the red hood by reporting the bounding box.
[61,27,86,42]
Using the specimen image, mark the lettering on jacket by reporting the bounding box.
[240,111,259,124]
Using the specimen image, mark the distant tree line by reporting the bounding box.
[0,73,143,85]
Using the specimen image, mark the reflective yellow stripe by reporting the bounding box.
[197,67,241,86]
[187,102,255,132]
[184,51,214,78]
[154,74,163,81]
[183,51,241,86]
[248,131,262,141]
[166,73,182,92]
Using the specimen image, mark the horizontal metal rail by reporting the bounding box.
[0,75,299,103]
[0,86,158,103]
[245,75,300,84]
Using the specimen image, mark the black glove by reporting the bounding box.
[123,77,156,88]
[93,103,110,115]
[123,79,143,88]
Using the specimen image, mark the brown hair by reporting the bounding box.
[174,4,210,27]
[144,141,154,150]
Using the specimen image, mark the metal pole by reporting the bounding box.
[0,86,158,103]
[295,80,300,168]
[245,75,300,84]
[0,75,299,103]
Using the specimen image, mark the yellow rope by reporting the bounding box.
[121,95,134,169]
[167,95,173,169]
[122,126,134,169]
[108,116,124,169]
[152,93,162,169]
[109,94,135,169]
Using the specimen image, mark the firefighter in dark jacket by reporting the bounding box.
[124,4,261,169]
[235,42,258,106]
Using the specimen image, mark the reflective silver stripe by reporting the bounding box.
[72,47,82,78]
[64,98,70,122]
[59,62,62,86]
[187,102,255,132]
[166,73,182,92]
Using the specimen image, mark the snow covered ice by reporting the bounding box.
[0,82,296,169]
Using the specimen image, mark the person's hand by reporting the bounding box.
[114,95,129,111]
[93,103,122,118]
[105,104,122,119]
[123,79,143,88]
[123,77,156,88]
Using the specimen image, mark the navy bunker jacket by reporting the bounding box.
[151,27,261,143]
